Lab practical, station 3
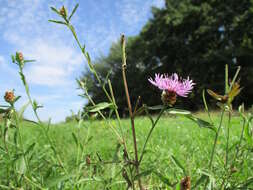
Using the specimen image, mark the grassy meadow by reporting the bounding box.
[1,112,252,189]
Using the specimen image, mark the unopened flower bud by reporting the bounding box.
[180,176,191,190]
[18,52,24,62]
[161,90,177,106]
[59,6,67,17]
[4,91,15,103]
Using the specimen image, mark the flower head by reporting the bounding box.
[4,91,15,104]
[148,73,195,105]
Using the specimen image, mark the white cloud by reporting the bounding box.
[22,39,83,86]
[116,0,164,31]
[0,0,162,122]
[1,0,83,87]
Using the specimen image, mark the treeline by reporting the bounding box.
[80,0,253,116]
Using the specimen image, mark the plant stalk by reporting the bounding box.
[139,107,166,164]
[121,34,143,190]
[204,109,225,189]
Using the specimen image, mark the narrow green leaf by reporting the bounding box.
[229,66,241,92]
[186,115,216,132]
[72,132,79,146]
[147,105,165,110]
[144,105,154,125]
[11,55,15,63]
[244,117,253,146]
[19,72,26,86]
[48,19,66,25]
[87,102,113,112]
[167,108,191,116]
[23,119,39,125]
[13,130,18,145]
[18,102,30,120]
[171,155,186,175]
[25,142,36,156]
[68,4,79,20]
[14,96,21,103]
[0,108,8,114]
[50,7,60,15]
[24,60,36,63]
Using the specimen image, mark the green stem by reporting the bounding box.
[225,112,231,167]
[12,106,31,177]
[67,23,112,103]
[204,109,225,189]
[139,107,166,164]
[19,68,67,174]
[232,117,246,166]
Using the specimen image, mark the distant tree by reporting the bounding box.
[80,0,253,115]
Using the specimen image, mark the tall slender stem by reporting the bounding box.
[13,106,31,177]
[139,107,166,164]
[233,118,246,164]
[204,109,225,189]
[225,111,231,167]
[19,67,67,174]
[121,34,142,189]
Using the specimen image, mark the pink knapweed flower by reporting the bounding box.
[148,73,195,105]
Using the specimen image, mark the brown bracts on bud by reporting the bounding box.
[207,81,242,105]
[59,6,67,17]
[161,90,177,106]
[180,176,191,190]
[18,52,24,62]
[4,91,15,104]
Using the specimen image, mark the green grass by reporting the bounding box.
[1,112,252,189]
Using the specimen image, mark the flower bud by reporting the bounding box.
[18,52,24,62]
[59,6,67,17]
[161,90,177,106]
[4,91,15,103]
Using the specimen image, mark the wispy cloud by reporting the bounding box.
[116,0,164,33]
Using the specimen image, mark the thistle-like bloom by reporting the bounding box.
[148,73,195,105]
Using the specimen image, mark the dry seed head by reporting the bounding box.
[4,91,15,103]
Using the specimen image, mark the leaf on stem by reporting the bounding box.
[48,19,67,25]
[171,155,187,176]
[68,4,79,20]
[86,102,114,112]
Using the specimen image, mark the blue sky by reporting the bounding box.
[0,0,164,122]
